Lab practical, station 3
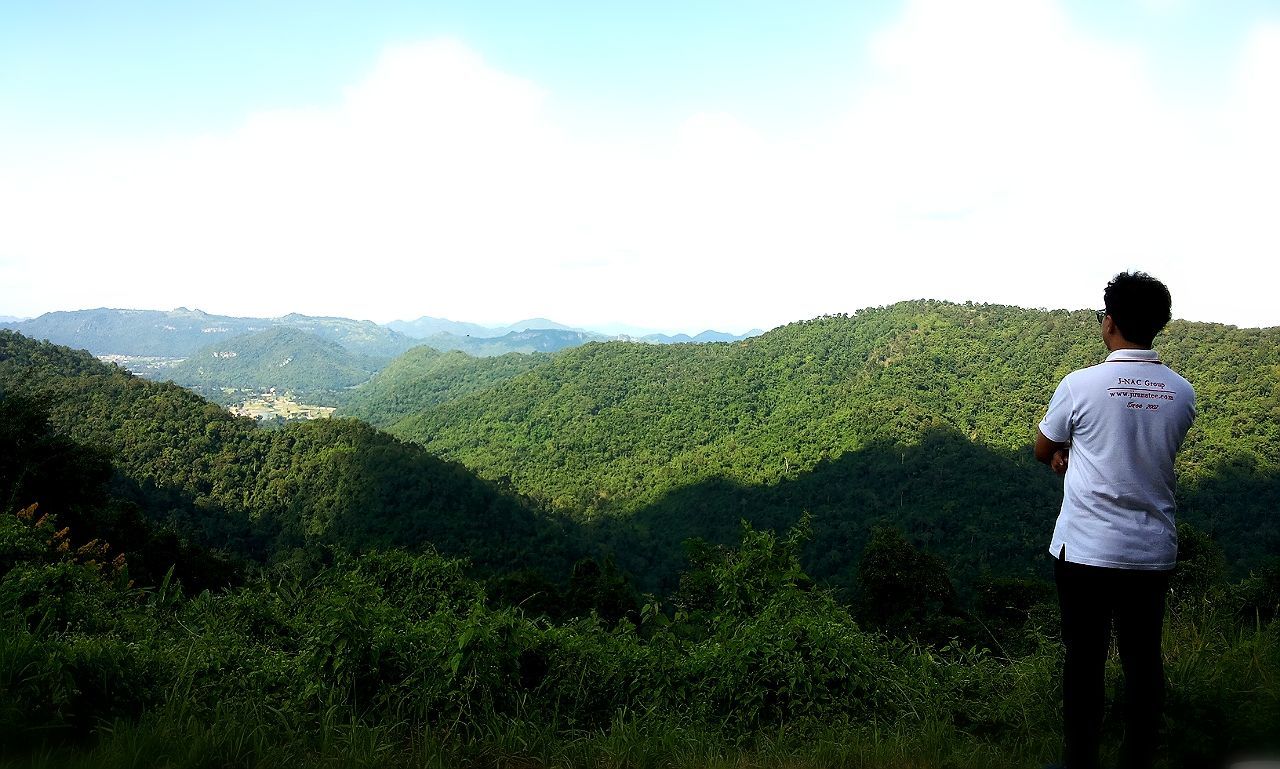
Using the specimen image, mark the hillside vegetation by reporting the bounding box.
[379,301,1279,590]
[1,507,1276,769]
[0,330,575,577]
[338,346,547,427]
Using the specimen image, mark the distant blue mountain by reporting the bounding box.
[383,314,761,347]
[419,329,609,356]
[637,329,765,344]
[386,316,499,339]
[387,315,583,339]
[503,317,578,333]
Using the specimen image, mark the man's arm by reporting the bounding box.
[1035,430,1070,475]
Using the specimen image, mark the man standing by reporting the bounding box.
[1035,271,1196,769]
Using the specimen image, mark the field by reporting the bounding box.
[227,389,336,420]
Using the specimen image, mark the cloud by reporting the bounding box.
[793,0,1277,326]
[3,5,1278,331]
[3,41,585,322]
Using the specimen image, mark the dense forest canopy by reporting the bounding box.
[365,301,1279,588]
[337,345,548,426]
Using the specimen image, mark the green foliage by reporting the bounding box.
[1171,521,1227,604]
[971,574,1057,655]
[856,526,967,644]
[1162,601,1280,765]
[0,510,46,576]
[0,517,1274,768]
[1233,559,1280,624]
[0,392,111,519]
[675,516,814,622]
[562,556,641,624]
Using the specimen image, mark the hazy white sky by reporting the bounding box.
[2,0,1277,333]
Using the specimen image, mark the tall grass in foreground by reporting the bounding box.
[2,513,1277,769]
[11,711,1054,769]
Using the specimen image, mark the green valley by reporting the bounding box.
[0,330,577,576]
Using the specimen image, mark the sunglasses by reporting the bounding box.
[1096,310,1107,324]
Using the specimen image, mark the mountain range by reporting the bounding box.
[386,315,579,338]
[1,308,760,363]
[1,308,765,402]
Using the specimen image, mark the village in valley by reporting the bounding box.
[226,389,335,421]
[96,355,336,422]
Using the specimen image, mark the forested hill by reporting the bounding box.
[337,345,548,427]
[381,301,1279,589]
[167,326,381,400]
[0,330,576,578]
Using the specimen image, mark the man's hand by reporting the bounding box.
[1035,429,1070,475]
[1049,447,1069,475]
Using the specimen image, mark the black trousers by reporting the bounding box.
[1055,557,1171,769]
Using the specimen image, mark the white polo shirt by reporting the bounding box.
[1039,348,1196,570]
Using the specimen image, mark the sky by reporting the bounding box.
[2,0,1278,334]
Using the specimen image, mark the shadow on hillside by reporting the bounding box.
[584,428,1057,595]
[295,420,585,576]
[586,428,1280,595]
[102,419,589,583]
[1179,457,1280,576]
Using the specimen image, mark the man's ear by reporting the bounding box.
[1102,315,1120,343]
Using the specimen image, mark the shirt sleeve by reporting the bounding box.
[1038,376,1074,444]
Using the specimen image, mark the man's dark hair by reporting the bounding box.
[1103,271,1172,348]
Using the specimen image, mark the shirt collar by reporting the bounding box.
[1105,348,1161,362]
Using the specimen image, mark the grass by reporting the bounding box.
[2,708,1060,769]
